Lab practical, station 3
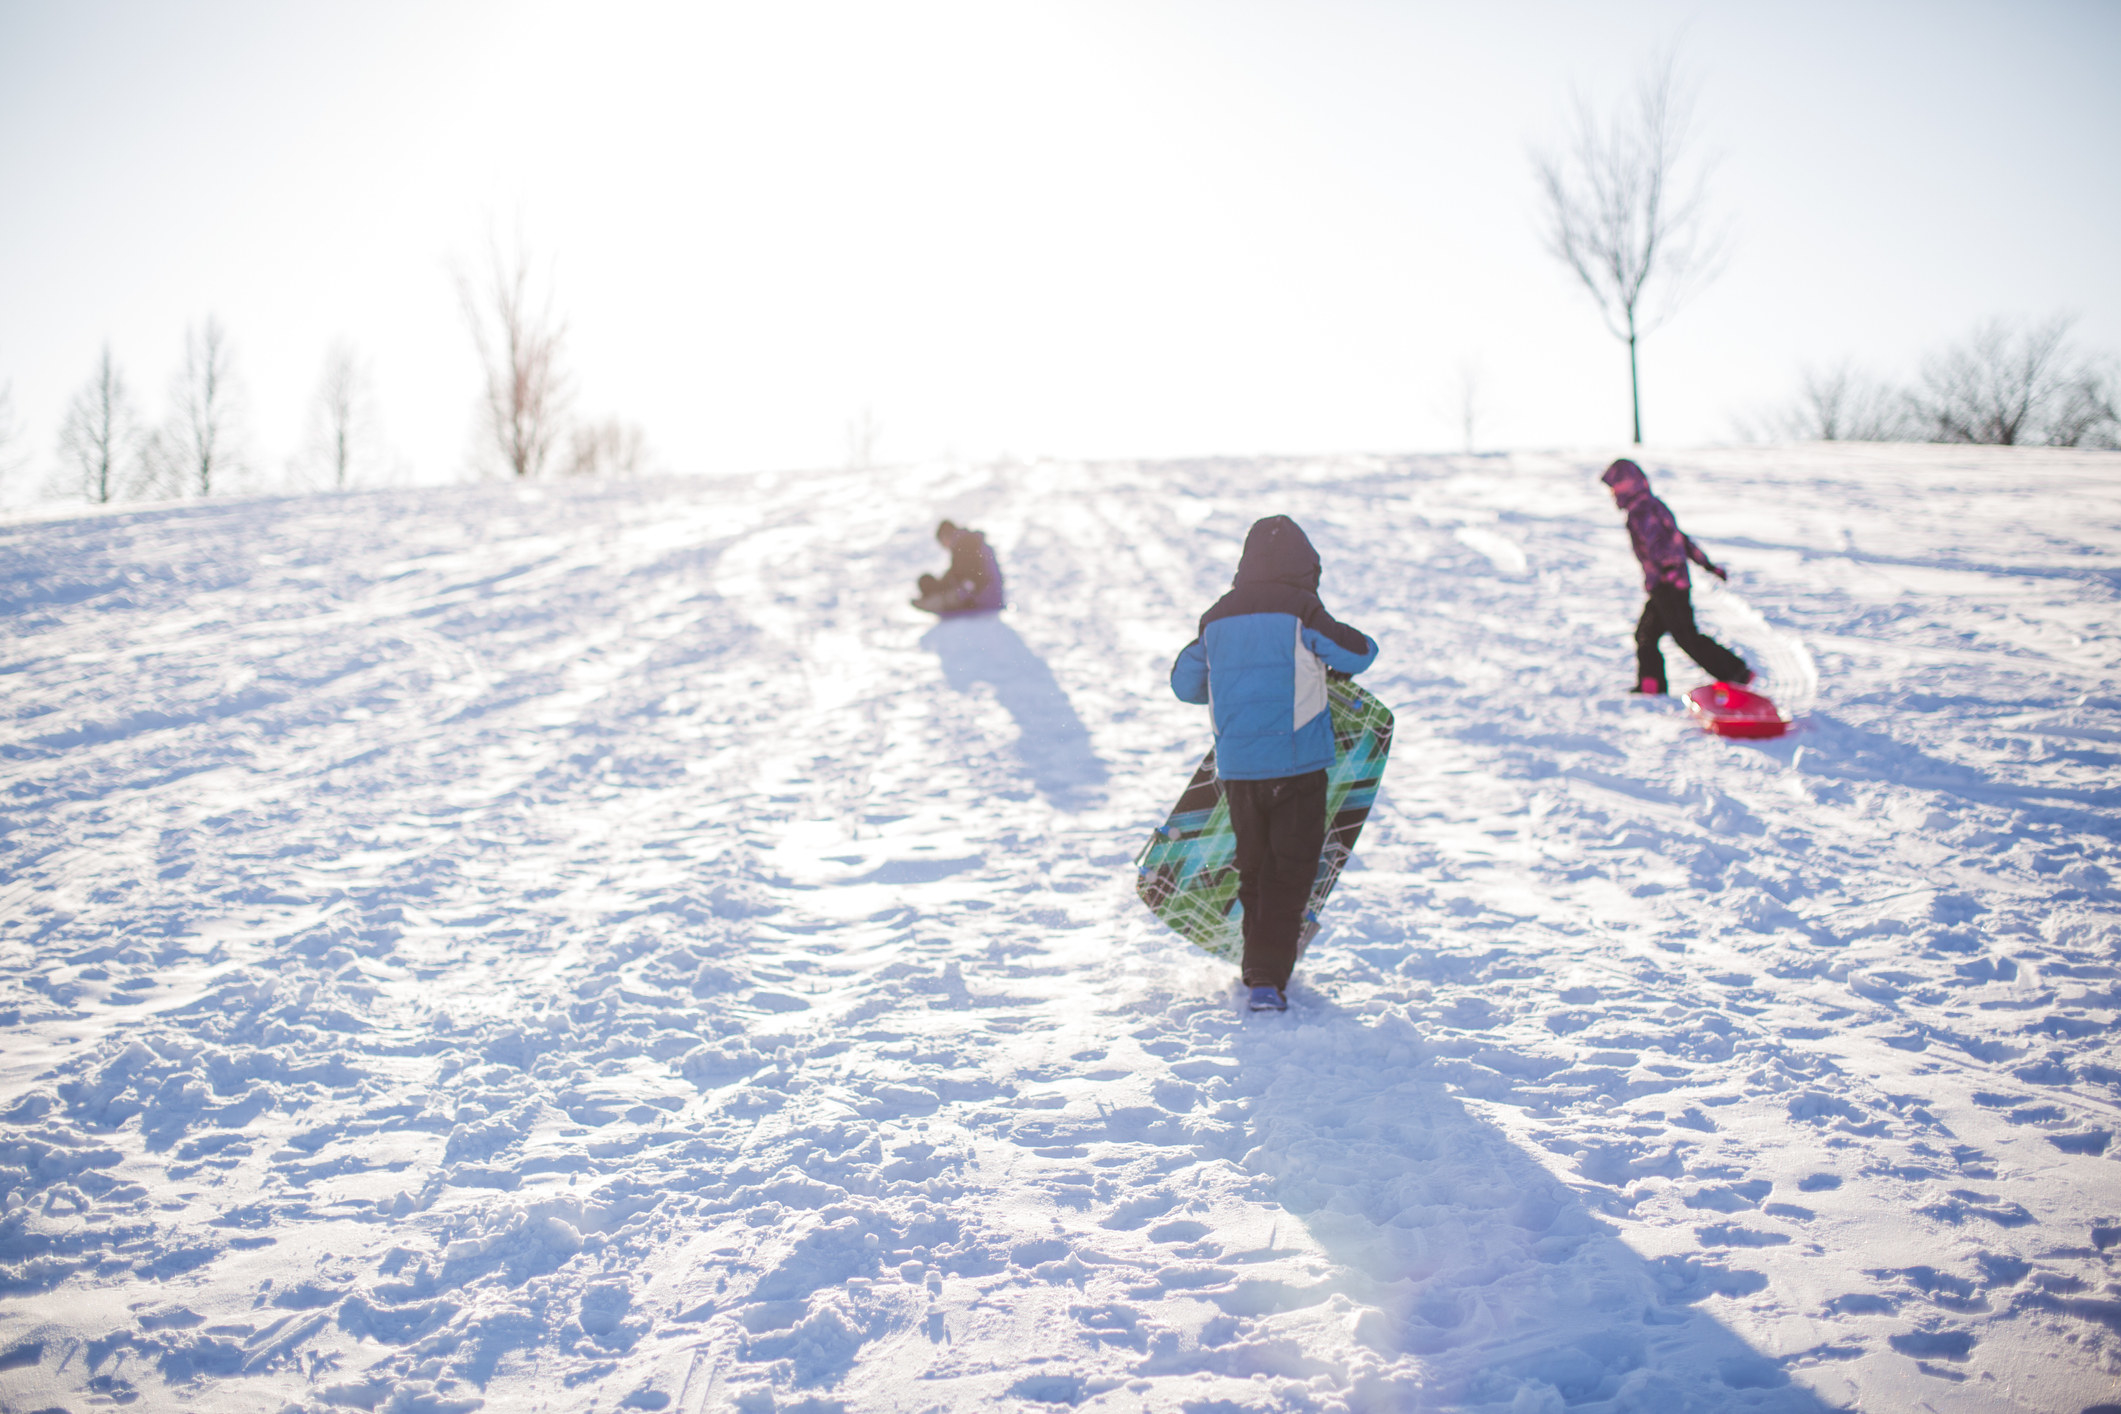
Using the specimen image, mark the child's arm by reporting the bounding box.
[1169,639,1210,703]
[1681,534,1728,580]
[1301,608,1378,676]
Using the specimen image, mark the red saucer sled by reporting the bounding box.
[1685,682,1790,739]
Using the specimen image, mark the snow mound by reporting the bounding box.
[1,446,2116,1412]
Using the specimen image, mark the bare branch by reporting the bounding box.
[1912,316,2116,447]
[165,318,247,496]
[1763,362,1917,442]
[2049,361,2120,450]
[457,230,573,479]
[1756,319,2117,448]
[563,418,649,479]
[845,407,881,471]
[297,341,382,491]
[1430,358,1486,453]
[57,346,144,504]
[1531,53,1729,442]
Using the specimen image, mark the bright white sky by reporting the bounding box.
[2,0,2116,491]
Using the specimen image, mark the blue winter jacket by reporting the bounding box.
[1169,516,1377,781]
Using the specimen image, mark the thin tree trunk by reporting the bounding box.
[94,358,116,501]
[1628,318,1643,445]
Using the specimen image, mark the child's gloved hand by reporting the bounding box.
[1708,563,1729,581]
[1325,669,1352,683]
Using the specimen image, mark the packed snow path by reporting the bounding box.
[1,448,2116,1413]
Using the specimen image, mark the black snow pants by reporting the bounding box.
[1636,584,1749,690]
[1225,769,1328,993]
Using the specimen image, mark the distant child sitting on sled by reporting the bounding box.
[913,520,1006,616]
[1601,458,1751,694]
[1169,516,1377,1013]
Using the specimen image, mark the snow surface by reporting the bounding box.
[0,446,2117,1413]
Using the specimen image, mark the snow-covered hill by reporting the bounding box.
[1,447,2116,1413]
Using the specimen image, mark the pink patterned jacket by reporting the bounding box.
[1602,460,1719,594]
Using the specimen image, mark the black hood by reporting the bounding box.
[1232,515,1320,591]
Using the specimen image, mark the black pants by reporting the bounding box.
[1225,769,1327,992]
[1636,584,1749,689]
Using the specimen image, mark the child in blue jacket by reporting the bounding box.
[1170,516,1377,1011]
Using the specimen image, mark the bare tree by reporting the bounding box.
[1533,56,1727,444]
[1768,362,1914,442]
[457,232,572,479]
[845,406,881,470]
[57,346,144,503]
[2049,363,2120,450]
[564,417,649,478]
[298,341,381,490]
[163,317,247,496]
[1913,316,2118,447]
[1435,358,1485,453]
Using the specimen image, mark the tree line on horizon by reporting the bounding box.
[0,233,652,509]
[1750,316,2119,448]
[1530,56,2118,452]
[2,51,2114,499]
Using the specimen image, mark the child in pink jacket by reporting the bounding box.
[1600,459,1751,694]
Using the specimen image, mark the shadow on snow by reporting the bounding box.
[1216,984,1847,1412]
[920,614,1108,811]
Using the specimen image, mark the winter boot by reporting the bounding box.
[1247,985,1288,1013]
